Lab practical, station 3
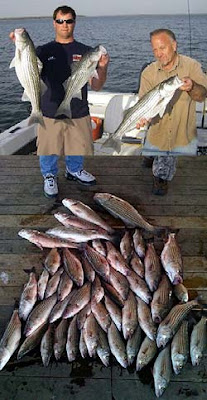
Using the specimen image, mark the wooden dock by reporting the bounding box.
[0,155,206,400]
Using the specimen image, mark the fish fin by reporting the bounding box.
[9,57,16,68]
[40,79,47,96]
[28,112,45,127]
[37,57,43,74]
[63,76,71,90]
[101,136,121,153]
[72,90,82,100]
[21,90,30,102]
[55,105,72,119]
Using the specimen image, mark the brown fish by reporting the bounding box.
[0,310,22,370]
[122,290,138,340]
[92,239,106,257]
[144,243,161,292]
[83,313,99,357]
[44,267,63,299]
[24,293,57,337]
[19,270,37,321]
[106,241,131,276]
[66,315,80,362]
[130,252,145,278]
[62,198,114,233]
[84,244,110,280]
[17,323,47,360]
[137,297,157,340]
[63,248,84,287]
[133,229,145,259]
[54,319,69,360]
[161,233,183,285]
[63,282,91,319]
[108,266,129,301]
[37,269,49,301]
[108,322,128,368]
[44,248,61,275]
[120,231,133,263]
[91,302,111,332]
[127,271,152,304]
[104,295,122,331]
[57,271,73,302]
[18,229,81,250]
[151,275,173,324]
[40,323,54,367]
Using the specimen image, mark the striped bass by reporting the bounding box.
[55,45,107,118]
[10,28,45,126]
[161,233,183,285]
[156,299,198,348]
[94,192,165,233]
[102,75,183,152]
[190,316,207,366]
[171,320,189,374]
[0,310,21,370]
[153,345,172,398]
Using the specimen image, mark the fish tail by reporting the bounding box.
[101,136,121,153]
[55,104,72,119]
[28,112,45,127]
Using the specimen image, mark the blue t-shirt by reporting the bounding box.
[36,40,92,119]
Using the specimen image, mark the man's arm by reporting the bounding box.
[180,77,207,102]
[89,54,110,91]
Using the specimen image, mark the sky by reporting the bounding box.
[1,0,207,18]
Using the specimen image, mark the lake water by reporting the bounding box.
[0,14,207,132]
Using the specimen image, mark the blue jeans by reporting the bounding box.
[39,155,84,176]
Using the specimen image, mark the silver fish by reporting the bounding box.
[19,270,37,320]
[44,267,63,298]
[49,292,74,323]
[133,229,145,259]
[104,295,122,331]
[37,269,49,301]
[54,212,106,230]
[10,28,45,126]
[62,198,114,233]
[103,75,183,152]
[92,239,106,257]
[173,283,189,303]
[66,315,80,362]
[24,293,57,336]
[57,271,73,302]
[106,241,131,276]
[63,282,91,319]
[55,45,107,118]
[46,226,113,242]
[83,313,99,357]
[91,302,111,332]
[76,303,91,330]
[44,248,61,275]
[126,325,142,365]
[0,310,21,370]
[108,267,129,301]
[108,322,128,368]
[97,326,111,367]
[136,336,158,371]
[54,319,68,361]
[84,244,110,280]
[151,275,173,324]
[40,324,54,367]
[156,300,198,348]
[94,193,163,233]
[63,248,84,287]
[91,275,104,305]
[127,271,152,304]
[130,252,145,278]
[161,233,183,285]
[171,320,189,374]
[18,229,82,250]
[120,231,133,263]
[144,243,162,292]
[17,323,47,360]
[153,345,172,398]
[122,291,138,340]
[190,316,207,366]
[137,297,157,340]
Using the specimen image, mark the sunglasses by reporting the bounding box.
[55,18,75,24]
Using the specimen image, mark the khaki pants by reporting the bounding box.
[37,115,94,155]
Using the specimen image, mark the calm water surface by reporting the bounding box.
[0,14,207,131]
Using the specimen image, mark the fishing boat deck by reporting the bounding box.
[0,155,206,400]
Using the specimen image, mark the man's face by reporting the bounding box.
[151,32,177,69]
[53,12,75,42]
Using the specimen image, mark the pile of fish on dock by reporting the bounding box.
[0,193,206,398]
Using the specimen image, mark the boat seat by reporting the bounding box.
[103,93,138,135]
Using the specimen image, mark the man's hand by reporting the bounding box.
[180,77,194,92]
[136,117,150,130]
[9,31,15,42]
[97,53,110,69]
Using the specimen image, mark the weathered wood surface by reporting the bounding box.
[0,155,206,399]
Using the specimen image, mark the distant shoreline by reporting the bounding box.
[0,13,206,20]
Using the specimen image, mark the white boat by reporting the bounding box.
[0,91,206,156]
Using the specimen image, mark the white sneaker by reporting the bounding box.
[43,174,58,197]
[65,168,96,185]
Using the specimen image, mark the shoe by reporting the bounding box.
[43,174,58,198]
[142,156,154,168]
[152,176,168,196]
[65,168,96,186]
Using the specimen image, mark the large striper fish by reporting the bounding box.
[102,75,183,152]
[10,28,45,126]
[55,45,107,118]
